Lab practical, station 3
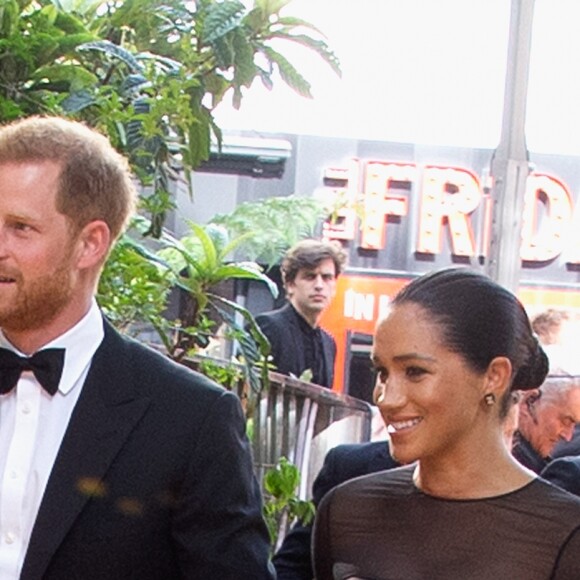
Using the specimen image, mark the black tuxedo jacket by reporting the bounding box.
[273,441,398,580]
[541,456,580,497]
[255,303,336,388]
[20,320,274,580]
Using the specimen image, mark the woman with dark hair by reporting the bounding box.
[313,268,580,580]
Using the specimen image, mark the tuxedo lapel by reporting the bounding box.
[21,322,151,580]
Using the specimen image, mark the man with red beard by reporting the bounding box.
[0,117,274,580]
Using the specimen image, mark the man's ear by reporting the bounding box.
[483,356,512,400]
[520,389,542,423]
[75,220,111,270]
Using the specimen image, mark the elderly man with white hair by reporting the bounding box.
[512,374,580,473]
[543,338,580,458]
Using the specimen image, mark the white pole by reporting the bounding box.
[485,0,535,291]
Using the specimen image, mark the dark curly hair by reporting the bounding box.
[281,239,347,286]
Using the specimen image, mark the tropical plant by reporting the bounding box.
[156,221,278,394]
[210,195,330,267]
[96,229,174,337]
[0,0,340,234]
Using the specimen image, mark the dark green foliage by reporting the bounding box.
[97,232,174,339]
[0,0,340,231]
[263,457,315,546]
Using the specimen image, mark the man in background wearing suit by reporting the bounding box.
[255,239,346,388]
[0,117,274,579]
[512,375,580,473]
[531,308,580,458]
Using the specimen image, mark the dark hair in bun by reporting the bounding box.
[512,335,549,390]
[393,268,548,392]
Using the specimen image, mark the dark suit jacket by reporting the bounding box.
[20,320,274,580]
[272,441,398,580]
[512,432,547,474]
[541,456,580,497]
[255,303,336,388]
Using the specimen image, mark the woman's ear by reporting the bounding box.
[484,356,513,399]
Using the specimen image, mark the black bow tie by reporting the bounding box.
[0,347,65,396]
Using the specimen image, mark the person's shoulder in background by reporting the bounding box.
[541,455,580,497]
[314,441,397,500]
[272,441,398,580]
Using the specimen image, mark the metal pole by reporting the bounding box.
[485,0,535,291]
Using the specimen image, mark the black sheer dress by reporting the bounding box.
[313,465,580,580]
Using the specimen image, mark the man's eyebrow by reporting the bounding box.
[5,212,42,224]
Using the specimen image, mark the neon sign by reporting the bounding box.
[321,159,579,264]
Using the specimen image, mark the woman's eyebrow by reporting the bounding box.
[393,353,436,363]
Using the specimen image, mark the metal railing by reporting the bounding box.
[251,372,373,500]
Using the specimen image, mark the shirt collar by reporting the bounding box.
[289,303,319,335]
[0,299,104,395]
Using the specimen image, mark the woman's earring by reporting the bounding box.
[484,393,496,406]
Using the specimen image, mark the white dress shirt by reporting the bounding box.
[0,300,104,578]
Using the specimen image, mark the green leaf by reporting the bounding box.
[40,4,58,26]
[208,296,270,394]
[274,16,324,36]
[262,46,312,98]
[204,72,230,108]
[211,35,235,69]
[0,0,19,36]
[60,89,96,112]
[183,115,211,168]
[214,264,279,298]
[232,29,256,88]
[254,0,292,18]
[54,10,89,34]
[77,40,145,73]
[202,0,245,44]
[219,229,255,259]
[256,66,274,91]
[242,6,267,32]
[202,222,230,255]
[189,222,219,271]
[56,32,98,55]
[264,456,301,499]
[270,33,341,77]
[33,64,98,89]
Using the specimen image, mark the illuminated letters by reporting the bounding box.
[321,158,578,264]
[521,174,574,262]
[360,162,413,250]
[416,166,481,256]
